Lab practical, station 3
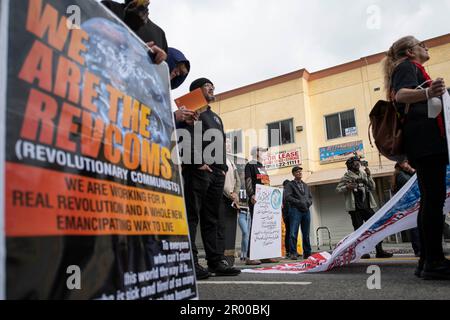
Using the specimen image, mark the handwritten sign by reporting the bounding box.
[249,185,283,260]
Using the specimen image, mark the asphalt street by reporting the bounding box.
[196,256,450,300]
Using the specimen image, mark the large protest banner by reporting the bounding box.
[0,0,197,299]
[243,167,450,274]
[249,185,283,260]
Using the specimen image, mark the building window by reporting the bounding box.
[225,130,243,154]
[267,119,294,147]
[325,110,357,140]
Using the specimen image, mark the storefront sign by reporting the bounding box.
[319,141,363,164]
[263,149,302,170]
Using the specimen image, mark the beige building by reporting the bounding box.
[212,33,450,246]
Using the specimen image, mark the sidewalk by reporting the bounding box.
[197,241,450,268]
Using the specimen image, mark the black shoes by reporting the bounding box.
[194,263,211,280]
[208,260,241,276]
[423,259,450,280]
[415,259,424,278]
[361,254,371,259]
[303,253,311,260]
[375,251,393,258]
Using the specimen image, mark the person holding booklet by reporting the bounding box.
[383,36,449,280]
[178,78,240,279]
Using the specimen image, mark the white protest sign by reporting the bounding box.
[249,185,283,260]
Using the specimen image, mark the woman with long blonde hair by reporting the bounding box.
[383,36,448,280]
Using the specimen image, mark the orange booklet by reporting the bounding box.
[174,88,208,111]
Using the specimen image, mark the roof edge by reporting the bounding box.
[216,33,450,101]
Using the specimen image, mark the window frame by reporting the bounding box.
[266,118,295,147]
[323,109,357,141]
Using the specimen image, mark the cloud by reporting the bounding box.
[97,0,450,98]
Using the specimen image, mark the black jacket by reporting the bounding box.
[101,1,168,53]
[284,180,313,212]
[394,170,413,193]
[178,107,228,173]
[391,59,447,163]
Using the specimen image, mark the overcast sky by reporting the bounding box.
[110,0,450,98]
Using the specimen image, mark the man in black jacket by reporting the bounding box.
[284,166,313,260]
[394,160,421,258]
[178,78,240,279]
[101,0,167,64]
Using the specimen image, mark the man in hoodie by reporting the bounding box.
[178,78,240,279]
[167,48,190,90]
[336,156,393,259]
[168,48,197,125]
[101,0,167,64]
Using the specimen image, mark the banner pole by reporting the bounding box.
[0,0,10,301]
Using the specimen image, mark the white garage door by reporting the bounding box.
[316,184,355,245]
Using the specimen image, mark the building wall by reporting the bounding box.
[211,35,450,247]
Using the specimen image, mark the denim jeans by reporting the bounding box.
[288,207,311,256]
[238,210,251,259]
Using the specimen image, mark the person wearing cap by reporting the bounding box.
[244,146,279,264]
[178,78,240,279]
[336,156,393,259]
[284,167,313,260]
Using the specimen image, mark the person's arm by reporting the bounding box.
[233,166,241,196]
[284,183,301,206]
[366,173,376,191]
[396,79,446,104]
[336,178,349,193]
[244,165,254,198]
[396,172,410,190]
[392,61,446,104]
[307,184,313,207]
[180,123,204,170]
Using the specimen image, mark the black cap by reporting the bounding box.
[346,156,360,169]
[292,166,303,174]
[190,78,213,92]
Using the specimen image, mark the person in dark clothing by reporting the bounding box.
[282,179,291,259]
[168,48,195,125]
[336,156,393,259]
[393,160,421,257]
[167,48,190,90]
[384,36,449,280]
[284,167,313,260]
[101,0,167,64]
[244,146,279,265]
[178,78,240,279]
